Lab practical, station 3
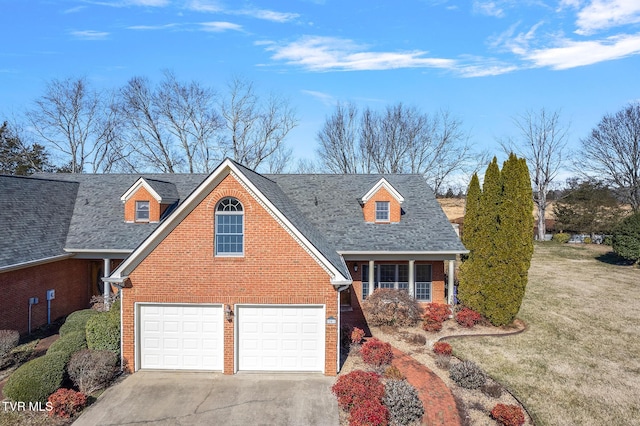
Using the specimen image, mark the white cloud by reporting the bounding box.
[127,23,180,30]
[63,6,87,14]
[523,32,640,68]
[265,36,456,71]
[575,0,640,34]
[473,1,506,18]
[301,90,335,106]
[199,21,242,32]
[186,0,222,13]
[70,30,110,40]
[237,9,299,23]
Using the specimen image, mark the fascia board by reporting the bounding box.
[361,178,405,204]
[120,178,163,203]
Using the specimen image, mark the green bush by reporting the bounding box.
[47,331,87,362]
[3,352,67,403]
[612,212,640,264]
[583,237,592,244]
[60,310,99,337]
[86,306,120,354]
[552,233,571,244]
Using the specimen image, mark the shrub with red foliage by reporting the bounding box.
[351,327,365,345]
[456,307,483,328]
[360,338,394,367]
[47,388,87,418]
[491,403,525,426]
[432,341,452,356]
[332,370,385,410]
[349,399,389,426]
[422,303,451,332]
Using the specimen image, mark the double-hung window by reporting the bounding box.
[215,197,243,256]
[415,264,432,301]
[375,201,390,222]
[135,201,150,222]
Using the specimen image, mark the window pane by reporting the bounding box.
[375,201,389,221]
[415,282,431,301]
[398,264,409,282]
[380,265,395,282]
[415,264,432,282]
[136,201,150,220]
[215,212,243,255]
[362,264,369,299]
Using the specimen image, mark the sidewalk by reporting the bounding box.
[391,346,461,426]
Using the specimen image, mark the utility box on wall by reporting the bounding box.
[46,289,55,300]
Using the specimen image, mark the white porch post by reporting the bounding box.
[368,260,375,297]
[408,260,415,297]
[103,258,111,310]
[447,259,455,305]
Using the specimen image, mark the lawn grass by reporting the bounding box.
[451,242,640,425]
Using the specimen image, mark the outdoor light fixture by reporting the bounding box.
[353,264,358,272]
[225,304,233,321]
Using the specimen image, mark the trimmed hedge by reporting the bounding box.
[3,352,68,403]
[59,310,99,337]
[612,212,640,263]
[47,331,88,362]
[383,379,424,425]
[552,233,570,244]
[86,302,120,354]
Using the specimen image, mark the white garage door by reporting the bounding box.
[139,304,223,371]
[237,305,325,372]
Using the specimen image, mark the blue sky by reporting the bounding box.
[2,0,639,166]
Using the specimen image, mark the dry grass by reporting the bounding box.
[452,243,640,426]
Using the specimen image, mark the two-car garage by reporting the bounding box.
[137,304,326,373]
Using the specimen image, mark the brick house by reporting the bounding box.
[1,159,466,376]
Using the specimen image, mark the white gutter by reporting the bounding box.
[0,254,74,273]
[64,248,133,254]
[338,250,469,255]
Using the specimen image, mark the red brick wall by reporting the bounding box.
[362,187,402,223]
[124,187,160,223]
[122,174,339,375]
[0,259,92,334]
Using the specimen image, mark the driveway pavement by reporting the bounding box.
[73,371,339,426]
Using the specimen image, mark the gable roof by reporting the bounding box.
[0,175,78,270]
[360,177,405,204]
[120,177,179,204]
[271,174,466,254]
[109,159,352,285]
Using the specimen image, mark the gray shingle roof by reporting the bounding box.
[270,174,466,253]
[22,166,464,271]
[0,175,78,268]
[36,173,206,251]
[141,178,179,204]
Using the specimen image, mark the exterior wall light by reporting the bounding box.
[225,304,233,321]
[353,264,358,272]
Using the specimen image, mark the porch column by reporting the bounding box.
[408,260,415,297]
[447,259,455,305]
[368,260,375,297]
[103,258,111,310]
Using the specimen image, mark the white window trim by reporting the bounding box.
[361,263,431,301]
[215,198,245,257]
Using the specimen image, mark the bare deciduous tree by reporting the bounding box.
[316,102,360,173]
[579,102,640,212]
[26,77,119,173]
[501,108,569,240]
[316,102,475,193]
[220,77,297,171]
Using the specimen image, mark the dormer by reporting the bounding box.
[121,178,179,223]
[360,178,404,223]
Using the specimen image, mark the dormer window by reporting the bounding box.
[375,201,390,222]
[136,201,150,222]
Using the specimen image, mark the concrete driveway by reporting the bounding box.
[73,371,339,426]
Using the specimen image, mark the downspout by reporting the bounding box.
[336,284,350,374]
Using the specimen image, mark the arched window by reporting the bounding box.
[215,197,244,255]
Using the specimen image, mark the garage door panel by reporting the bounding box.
[237,306,325,372]
[139,304,223,371]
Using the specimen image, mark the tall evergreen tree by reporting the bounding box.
[458,154,534,326]
[461,173,481,253]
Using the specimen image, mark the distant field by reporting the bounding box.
[451,243,640,425]
[437,197,560,222]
